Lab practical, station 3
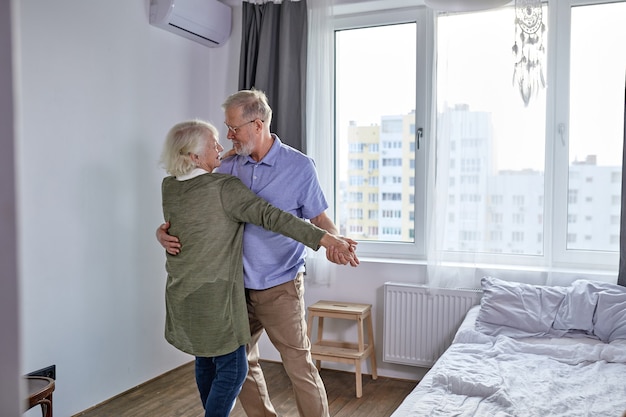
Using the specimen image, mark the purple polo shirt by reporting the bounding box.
[216,135,328,290]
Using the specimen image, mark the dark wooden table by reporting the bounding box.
[25,376,55,417]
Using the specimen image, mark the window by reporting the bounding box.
[332,1,625,269]
[334,23,418,246]
[334,15,426,251]
[435,7,548,260]
[562,1,625,255]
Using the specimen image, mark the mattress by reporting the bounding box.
[391,292,626,417]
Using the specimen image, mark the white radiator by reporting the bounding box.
[383,282,482,367]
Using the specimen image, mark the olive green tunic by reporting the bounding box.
[161,173,326,357]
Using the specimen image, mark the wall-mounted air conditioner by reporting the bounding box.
[149,0,232,48]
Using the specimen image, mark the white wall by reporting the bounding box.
[15,1,240,415]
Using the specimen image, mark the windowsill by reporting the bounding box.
[357,256,426,266]
[350,256,617,283]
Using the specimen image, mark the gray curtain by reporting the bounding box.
[618,78,626,287]
[239,0,308,152]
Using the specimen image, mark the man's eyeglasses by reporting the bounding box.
[224,119,263,134]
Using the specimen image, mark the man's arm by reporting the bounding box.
[156,221,182,255]
[310,212,359,266]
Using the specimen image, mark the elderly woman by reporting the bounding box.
[159,120,356,417]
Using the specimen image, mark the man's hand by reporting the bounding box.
[319,234,359,267]
[156,221,181,255]
[310,212,359,265]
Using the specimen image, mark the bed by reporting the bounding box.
[390,276,626,417]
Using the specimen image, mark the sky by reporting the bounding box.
[335,3,626,172]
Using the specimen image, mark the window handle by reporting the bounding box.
[558,123,566,146]
[417,127,423,150]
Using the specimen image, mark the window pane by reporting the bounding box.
[436,8,547,255]
[335,23,417,242]
[567,2,625,252]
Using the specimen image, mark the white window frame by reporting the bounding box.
[332,7,432,260]
[550,0,621,270]
[330,0,622,272]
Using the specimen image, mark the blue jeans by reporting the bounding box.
[195,345,248,417]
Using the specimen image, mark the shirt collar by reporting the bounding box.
[176,167,211,181]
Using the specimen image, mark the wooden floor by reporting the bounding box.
[74,360,418,417]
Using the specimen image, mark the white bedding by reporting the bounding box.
[391,305,626,417]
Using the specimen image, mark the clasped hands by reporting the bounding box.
[319,233,359,267]
[156,222,359,267]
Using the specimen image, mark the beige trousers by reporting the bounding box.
[238,273,330,417]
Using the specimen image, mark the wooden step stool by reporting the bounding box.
[306,300,378,398]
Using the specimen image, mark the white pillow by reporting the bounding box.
[592,284,626,342]
[552,280,599,333]
[475,276,569,338]
[476,277,626,342]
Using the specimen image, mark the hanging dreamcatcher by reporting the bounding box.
[512,0,545,106]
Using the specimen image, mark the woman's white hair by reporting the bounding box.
[160,119,218,177]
